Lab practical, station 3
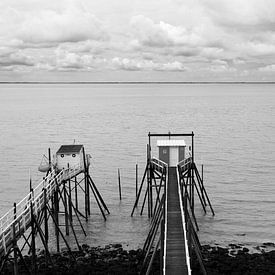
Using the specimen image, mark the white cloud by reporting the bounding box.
[0,2,108,46]
[0,51,34,67]
[111,57,186,71]
[258,64,275,72]
[158,61,186,71]
[0,0,275,80]
[130,15,203,48]
[55,48,107,70]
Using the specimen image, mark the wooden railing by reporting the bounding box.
[178,157,192,174]
[151,157,167,173]
[0,164,82,256]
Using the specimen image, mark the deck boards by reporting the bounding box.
[165,167,188,275]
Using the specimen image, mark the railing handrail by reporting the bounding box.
[0,163,81,235]
[178,156,192,169]
[176,168,192,274]
[151,157,168,169]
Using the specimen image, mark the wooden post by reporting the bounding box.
[48,148,51,169]
[13,203,18,275]
[191,132,195,211]
[82,148,90,219]
[53,184,60,252]
[13,202,16,220]
[160,218,164,275]
[63,181,69,236]
[118,169,122,200]
[131,162,148,216]
[13,241,19,275]
[68,178,73,221]
[74,177,78,211]
[146,145,152,218]
[30,202,37,274]
[43,188,48,245]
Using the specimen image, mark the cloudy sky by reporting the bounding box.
[0,0,275,81]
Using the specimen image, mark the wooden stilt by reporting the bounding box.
[43,188,48,245]
[88,180,107,221]
[118,168,122,200]
[57,188,82,249]
[68,179,73,221]
[63,187,86,236]
[30,202,37,275]
[74,176,78,211]
[46,205,76,261]
[130,163,148,216]
[53,187,60,252]
[63,181,69,235]
[88,175,110,214]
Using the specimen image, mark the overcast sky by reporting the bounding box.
[0,0,275,81]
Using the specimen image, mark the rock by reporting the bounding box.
[113,243,122,249]
[263,242,275,247]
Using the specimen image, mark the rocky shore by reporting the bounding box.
[192,243,275,275]
[3,243,275,274]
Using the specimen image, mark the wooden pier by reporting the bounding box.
[164,167,189,274]
[0,145,109,274]
[132,132,214,275]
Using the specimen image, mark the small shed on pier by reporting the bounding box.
[56,144,85,171]
[157,140,186,167]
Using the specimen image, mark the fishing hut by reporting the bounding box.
[157,140,186,167]
[131,132,215,275]
[0,144,109,274]
[55,145,91,171]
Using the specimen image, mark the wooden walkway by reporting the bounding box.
[165,167,189,275]
[0,165,83,258]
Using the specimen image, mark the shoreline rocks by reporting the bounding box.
[191,244,275,275]
[3,243,275,274]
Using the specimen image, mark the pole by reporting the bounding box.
[75,177,78,211]
[30,202,37,274]
[191,131,195,211]
[53,182,60,252]
[63,182,69,236]
[68,177,73,221]
[118,168,122,200]
[48,148,51,170]
[43,188,48,245]
[13,203,18,275]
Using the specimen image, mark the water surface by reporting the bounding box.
[0,83,274,248]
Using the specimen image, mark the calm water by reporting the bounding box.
[0,83,274,249]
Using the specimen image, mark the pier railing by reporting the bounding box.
[151,157,167,173]
[178,157,192,174]
[0,164,82,256]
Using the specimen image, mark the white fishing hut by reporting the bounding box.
[55,144,88,171]
[157,140,186,167]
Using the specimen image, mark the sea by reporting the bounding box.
[0,83,274,250]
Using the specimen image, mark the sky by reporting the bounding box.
[0,0,275,82]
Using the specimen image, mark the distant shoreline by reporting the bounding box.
[0,81,275,84]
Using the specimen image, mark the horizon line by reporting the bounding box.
[0,81,275,84]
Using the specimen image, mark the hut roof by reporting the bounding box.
[157,140,186,147]
[56,145,83,154]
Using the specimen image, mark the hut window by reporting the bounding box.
[61,154,64,158]
[72,154,76,157]
[163,149,167,154]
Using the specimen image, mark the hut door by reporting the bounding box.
[159,146,169,165]
[169,147,178,167]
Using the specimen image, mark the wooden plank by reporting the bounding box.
[165,167,188,275]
